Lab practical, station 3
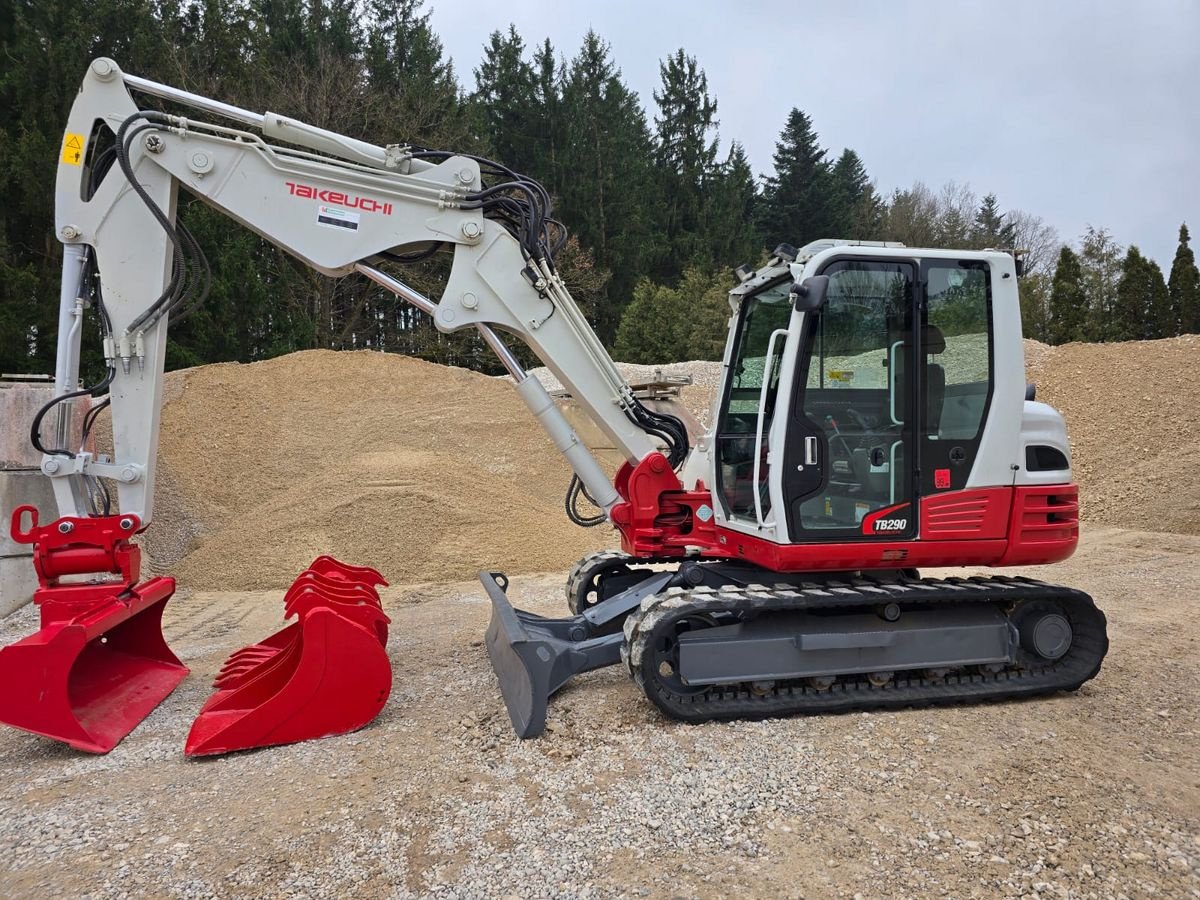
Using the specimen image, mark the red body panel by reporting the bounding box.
[611,454,1079,573]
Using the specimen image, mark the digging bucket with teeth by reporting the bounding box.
[0,506,188,753]
[185,558,391,756]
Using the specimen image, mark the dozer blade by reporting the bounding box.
[185,559,392,757]
[0,577,188,753]
[481,571,666,739]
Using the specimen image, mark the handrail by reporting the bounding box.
[752,328,790,527]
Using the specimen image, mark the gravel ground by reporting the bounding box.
[1,527,1197,898]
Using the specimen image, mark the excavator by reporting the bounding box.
[0,59,1107,753]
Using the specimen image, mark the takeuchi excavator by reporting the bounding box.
[0,59,1108,752]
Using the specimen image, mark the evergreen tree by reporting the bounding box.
[529,39,564,196]
[1113,247,1149,341]
[704,143,761,269]
[1078,226,1123,341]
[613,279,689,363]
[1018,272,1052,343]
[828,149,877,238]
[1114,246,1171,341]
[364,0,467,147]
[880,182,940,247]
[0,0,181,375]
[1168,223,1200,334]
[559,31,655,343]
[758,108,833,249]
[649,49,719,278]
[972,193,1016,248]
[471,27,538,170]
[1145,257,1172,339]
[1048,246,1086,345]
[613,268,729,363]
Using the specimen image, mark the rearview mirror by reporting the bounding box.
[790,275,829,311]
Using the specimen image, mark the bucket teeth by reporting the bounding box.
[185,557,391,757]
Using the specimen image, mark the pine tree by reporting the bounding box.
[1048,246,1086,345]
[828,149,872,238]
[758,109,833,250]
[1018,272,1052,343]
[1114,247,1149,341]
[471,27,537,170]
[364,0,467,147]
[1078,226,1123,341]
[1168,223,1200,334]
[613,268,730,363]
[650,49,719,278]
[972,193,1016,248]
[613,280,689,363]
[559,31,655,343]
[880,182,940,247]
[0,0,179,376]
[1114,247,1171,341]
[705,143,761,269]
[529,39,565,196]
[1145,257,1172,339]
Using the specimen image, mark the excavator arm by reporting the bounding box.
[40,57,686,528]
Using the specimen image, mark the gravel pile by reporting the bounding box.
[1025,334,1200,534]
[141,350,612,590]
[527,361,724,427]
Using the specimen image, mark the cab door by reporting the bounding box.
[780,259,919,541]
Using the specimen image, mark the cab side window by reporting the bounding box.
[925,264,991,441]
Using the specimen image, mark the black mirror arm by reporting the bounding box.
[791,275,830,311]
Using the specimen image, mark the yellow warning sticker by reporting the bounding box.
[61,133,85,166]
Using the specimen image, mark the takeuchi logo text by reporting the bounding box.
[285,182,393,214]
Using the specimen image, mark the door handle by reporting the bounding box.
[804,435,818,466]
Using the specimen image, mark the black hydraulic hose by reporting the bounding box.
[30,370,114,457]
[115,113,189,335]
[565,474,607,527]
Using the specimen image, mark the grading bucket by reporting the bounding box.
[0,506,188,753]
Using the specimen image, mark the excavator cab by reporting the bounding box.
[714,250,997,545]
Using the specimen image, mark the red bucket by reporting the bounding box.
[0,507,187,753]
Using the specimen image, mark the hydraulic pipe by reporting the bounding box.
[52,244,90,447]
[123,72,265,129]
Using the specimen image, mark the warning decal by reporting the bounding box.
[61,133,86,166]
[316,205,360,231]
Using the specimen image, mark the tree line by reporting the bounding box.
[1031,224,1199,345]
[1,0,1195,379]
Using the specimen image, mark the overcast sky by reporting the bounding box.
[427,0,1198,269]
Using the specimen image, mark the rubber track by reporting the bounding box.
[621,575,1108,723]
[564,550,632,608]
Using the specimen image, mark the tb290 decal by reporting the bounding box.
[862,503,912,536]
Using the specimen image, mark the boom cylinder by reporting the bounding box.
[514,377,619,512]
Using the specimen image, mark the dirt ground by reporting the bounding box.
[1,526,1196,898]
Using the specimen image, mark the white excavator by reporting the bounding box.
[0,59,1106,753]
